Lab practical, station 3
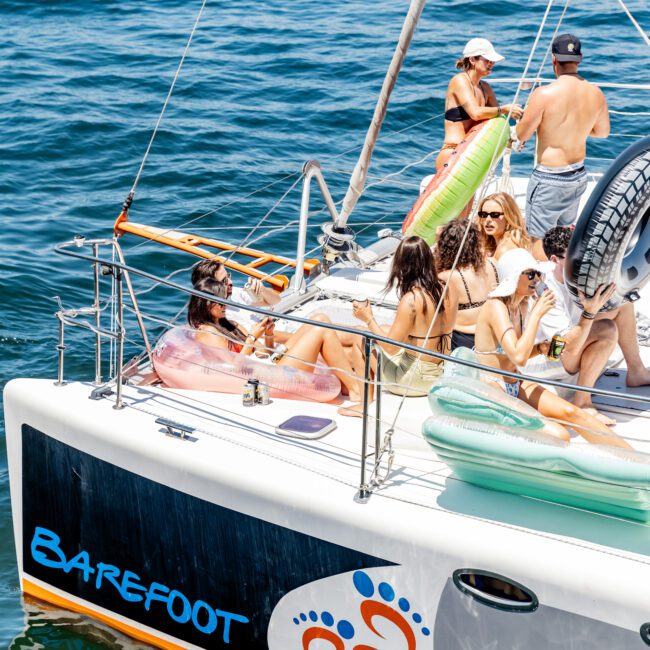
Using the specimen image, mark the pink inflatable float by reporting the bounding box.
[153,327,341,402]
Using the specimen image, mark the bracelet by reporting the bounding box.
[496,104,501,117]
[581,310,596,320]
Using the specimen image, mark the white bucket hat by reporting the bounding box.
[463,38,504,63]
[489,248,544,298]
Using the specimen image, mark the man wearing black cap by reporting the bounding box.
[516,34,610,260]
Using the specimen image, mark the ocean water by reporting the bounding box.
[1,0,648,645]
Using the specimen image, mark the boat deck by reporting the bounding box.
[100,255,650,559]
[46,331,650,562]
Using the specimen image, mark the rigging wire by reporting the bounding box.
[99,0,650,495]
[128,109,447,254]
[527,0,571,100]
[615,0,650,48]
[221,173,305,264]
[128,0,209,201]
[127,169,303,252]
[190,220,405,232]
[375,0,560,466]
[114,0,647,432]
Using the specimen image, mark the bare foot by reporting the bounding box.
[625,367,650,388]
[337,403,365,418]
[582,406,616,427]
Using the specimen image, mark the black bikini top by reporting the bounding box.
[444,105,472,122]
[457,260,498,311]
[408,331,452,353]
[444,79,489,122]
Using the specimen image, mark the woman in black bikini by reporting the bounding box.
[436,219,498,351]
[438,38,523,175]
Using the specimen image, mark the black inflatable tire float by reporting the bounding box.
[566,135,650,311]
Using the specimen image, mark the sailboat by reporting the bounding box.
[5,0,650,648]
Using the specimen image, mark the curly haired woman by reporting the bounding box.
[436,219,498,351]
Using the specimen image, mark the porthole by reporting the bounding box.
[452,569,538,613]
[640,622,650,645]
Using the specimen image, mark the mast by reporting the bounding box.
[335,0,426,229]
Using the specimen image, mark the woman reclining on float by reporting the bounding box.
[474,248,631,448]
[185,278,364,410]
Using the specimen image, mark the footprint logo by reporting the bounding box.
[293,571,430,649]
[293,610,353,649]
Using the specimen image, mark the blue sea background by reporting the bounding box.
[1,0,648,645]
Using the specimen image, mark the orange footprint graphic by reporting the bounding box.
[294,571,430,649]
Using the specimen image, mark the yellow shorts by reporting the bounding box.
[381,349,444,396]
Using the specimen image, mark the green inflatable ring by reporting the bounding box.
[402,116,510,244]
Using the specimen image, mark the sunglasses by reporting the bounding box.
[478,211,504,219]
[522,270,542,281]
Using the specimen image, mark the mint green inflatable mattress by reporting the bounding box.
[423,375,650,522]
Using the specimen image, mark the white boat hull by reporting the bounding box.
[6,377,650,649]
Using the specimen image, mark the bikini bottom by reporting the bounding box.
[487,376,521,399]
[451,330,475,351]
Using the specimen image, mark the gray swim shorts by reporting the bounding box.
[525,166,588,239]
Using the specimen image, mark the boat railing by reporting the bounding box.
[54,237,650,499]
[489,77,650,91]
[292,160,340,292]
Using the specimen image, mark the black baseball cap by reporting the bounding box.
[552,34,582,62]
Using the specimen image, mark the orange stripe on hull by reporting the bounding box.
[23,578,185,650]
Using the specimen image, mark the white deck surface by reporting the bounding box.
[113,326,650,560]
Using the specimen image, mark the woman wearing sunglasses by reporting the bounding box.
[436,219,498,351]
[437,38,522,176]
[478,192,532,261]
[474,248,631,448]
[189,278,365,411]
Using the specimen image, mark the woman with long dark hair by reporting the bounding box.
[436,219,498,350]
[188,278,364,408]
[352,236,457,396]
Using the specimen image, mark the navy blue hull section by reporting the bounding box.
[21,424,393,648]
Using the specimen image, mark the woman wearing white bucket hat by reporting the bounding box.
[437,38,523,180]
[475,249,631,448]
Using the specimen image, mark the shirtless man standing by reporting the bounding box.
[516,34,610,260]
